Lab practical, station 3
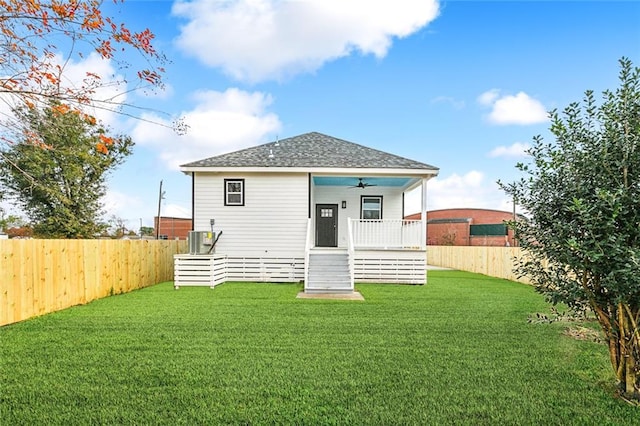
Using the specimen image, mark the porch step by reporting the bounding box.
[306,251,352,292]
[303,287,355,295]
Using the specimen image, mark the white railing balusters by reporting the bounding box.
[349,219,423,249]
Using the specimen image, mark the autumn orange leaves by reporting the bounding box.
[0,0,166,148]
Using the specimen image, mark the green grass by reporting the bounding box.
[1,270,638,425]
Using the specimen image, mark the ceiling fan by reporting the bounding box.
[350,178,376,189]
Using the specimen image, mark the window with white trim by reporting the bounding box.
[224,179,244,206]
[361,196,382,219]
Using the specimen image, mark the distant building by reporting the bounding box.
[154,216,192,240]
[405,208,522,247]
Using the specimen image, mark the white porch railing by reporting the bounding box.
[346,218,355,289]
[349,219,424,249]
[304,218,313,286]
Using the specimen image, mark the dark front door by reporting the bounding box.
[316,204,338,247]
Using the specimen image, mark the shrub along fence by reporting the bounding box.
[0,239,187,326]
[427,245,530,284]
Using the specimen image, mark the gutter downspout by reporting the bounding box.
[191,173,195,231]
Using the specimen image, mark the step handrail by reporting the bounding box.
[347,217,355,290]
[304,218,312,288]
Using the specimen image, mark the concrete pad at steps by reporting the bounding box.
[296,291,365,301]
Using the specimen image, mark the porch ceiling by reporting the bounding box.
[313,176,414,187]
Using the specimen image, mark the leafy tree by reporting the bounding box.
[140,226,154,237]
[0,212,24,233]
[0,0,178,137]
[0,101,133,238]
[106,214,128,238]
[501,58,640,402]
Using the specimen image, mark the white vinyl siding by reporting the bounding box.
[194,172,308,258]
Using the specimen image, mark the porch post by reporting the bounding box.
[421,178,428,249]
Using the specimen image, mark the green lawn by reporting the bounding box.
[1,270,638,425]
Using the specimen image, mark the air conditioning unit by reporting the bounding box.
[188,231,215,255]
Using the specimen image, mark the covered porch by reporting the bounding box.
[309,175,428,249]
[304,174,430,293]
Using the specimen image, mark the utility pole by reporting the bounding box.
[156,180,164,239]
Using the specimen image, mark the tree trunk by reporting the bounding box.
[612,303,640,402]
[595,302,640,402]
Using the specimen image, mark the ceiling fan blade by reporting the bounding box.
[349,178,375,188]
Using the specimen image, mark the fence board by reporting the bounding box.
[427,245,530,284]
[0,239,187,326]
[83,240,99,302]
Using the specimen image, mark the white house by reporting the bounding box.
[175,132,439,293]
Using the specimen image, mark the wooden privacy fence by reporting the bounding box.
[1,239,188,326]
[427,245,531,284]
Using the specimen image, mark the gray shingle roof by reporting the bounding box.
[181,132,439,171]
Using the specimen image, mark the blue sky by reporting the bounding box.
[4,0,640,231]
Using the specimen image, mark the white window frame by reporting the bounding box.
[361,196,383,220]
[224,179,245,206]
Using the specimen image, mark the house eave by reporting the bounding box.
[403,179,426,192]
[180,166,439,177]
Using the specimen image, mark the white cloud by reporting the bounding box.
[103,189,192,229]
[478,90,548,125]
[103,190,144,219]
[139,83,175,101]
[0,52,127,138]
[477,89,500,106]
[0,199,25,221]
[405,171,513,214]
[162,204,191,219]
[428,171,485,210]
[488,142,530,158]
[172,0,440,82]
[102,190,160,229]
[431,96,465,110]
[54,52,127,128]
[130,88,282,169]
